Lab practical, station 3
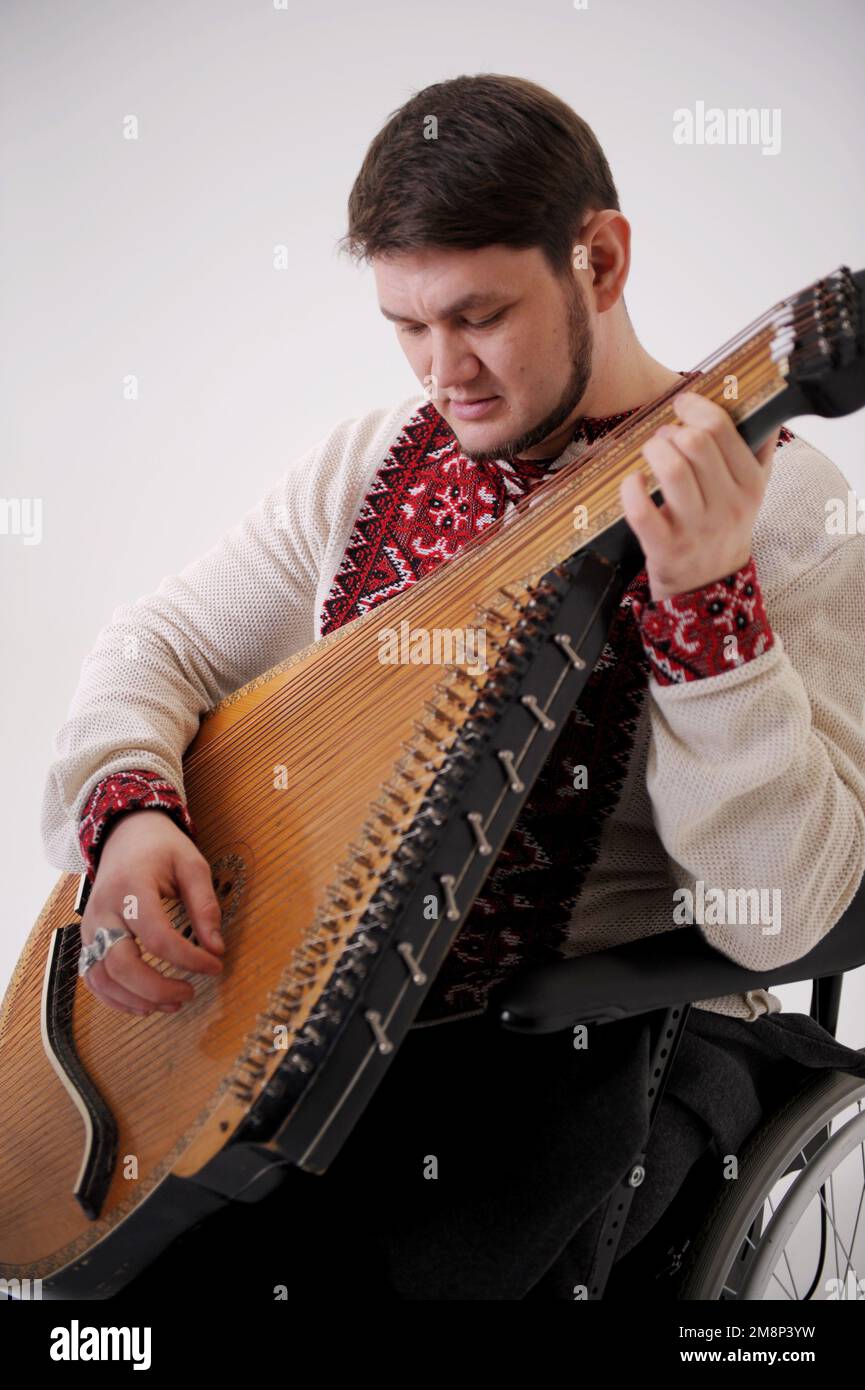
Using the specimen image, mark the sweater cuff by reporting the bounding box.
[630,557,775,686]
[79,769,198,883]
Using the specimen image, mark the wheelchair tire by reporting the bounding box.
[676,1057,865,1301]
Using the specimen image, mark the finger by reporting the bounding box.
[671,391,761,491]
[80,901,189,1011]
[755,427,781,468]
[654,421,732,514]
[620,471,674,555]
[122,884,223,979]
[642,434,707,519]
[83,964,149,1015]
[173,852,225,955]
[100,926,197,1007]
[82,956,181,1016]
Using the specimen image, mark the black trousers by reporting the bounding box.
[110,1004,865,1302]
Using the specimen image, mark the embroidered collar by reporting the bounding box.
[507,404,645,478]
[505,373,701,489]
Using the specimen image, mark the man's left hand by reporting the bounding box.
[619,391,780,602]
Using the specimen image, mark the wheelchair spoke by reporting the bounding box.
[818,1177,854,1276]
[831,1172,841,1287]
[767,1193,801,1301]
[768,1252,797,1300]
[847,1135,865,1281]
[843,1178,865,1284]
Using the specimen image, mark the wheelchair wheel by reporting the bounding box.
[677,1058,865,1301]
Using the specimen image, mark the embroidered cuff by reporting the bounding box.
[79,769,198,883]
[630,557,775,685]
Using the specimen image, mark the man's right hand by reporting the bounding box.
[79,810,225,1016]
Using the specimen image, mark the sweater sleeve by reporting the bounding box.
[39,406,403,876]
[638,531,865,972]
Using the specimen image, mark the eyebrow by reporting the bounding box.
[379,292,505,324]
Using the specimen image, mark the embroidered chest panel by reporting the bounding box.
[318,400,651,1021]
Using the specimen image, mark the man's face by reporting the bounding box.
[374,243,594,463]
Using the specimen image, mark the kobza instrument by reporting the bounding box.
[2,265,864,1298]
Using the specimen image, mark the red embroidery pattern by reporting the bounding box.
[79,770,197,883]
[321,403,581,630]
[632,556,774,685]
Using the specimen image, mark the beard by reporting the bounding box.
[457,277,595,465]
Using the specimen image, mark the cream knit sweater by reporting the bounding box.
[40,394,865,1022]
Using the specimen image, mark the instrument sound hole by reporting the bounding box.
[171,850,248,943]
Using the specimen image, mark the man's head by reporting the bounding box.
[342,74,630,462]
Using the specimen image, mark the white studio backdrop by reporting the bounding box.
[2,0,864,1044]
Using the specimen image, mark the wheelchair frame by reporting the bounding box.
[491,876,865,1300]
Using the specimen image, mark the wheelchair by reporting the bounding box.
[491,878,865,1301]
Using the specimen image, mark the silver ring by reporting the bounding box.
[78,925,133,978]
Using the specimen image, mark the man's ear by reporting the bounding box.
[577,209,630,313]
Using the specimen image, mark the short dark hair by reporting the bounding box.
[341,73,620,277]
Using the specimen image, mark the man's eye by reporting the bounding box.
[400,309,505,337]
[466,311,504,329]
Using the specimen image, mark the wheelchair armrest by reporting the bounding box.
[491,879,865,1034]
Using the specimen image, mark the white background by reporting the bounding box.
[3,0,864,1042]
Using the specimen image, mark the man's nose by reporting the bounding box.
[428,332,481,395]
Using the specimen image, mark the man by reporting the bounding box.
[40,74,865,1299]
